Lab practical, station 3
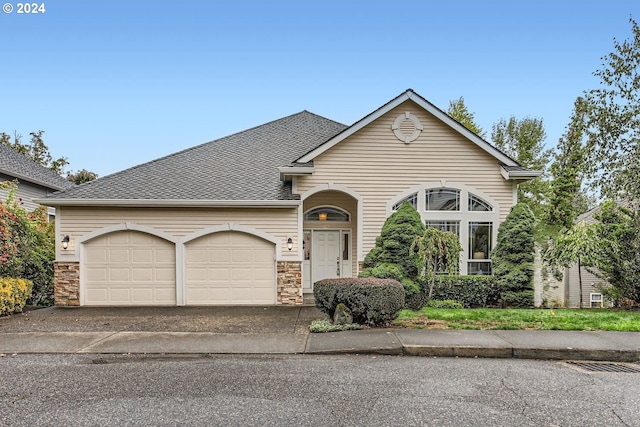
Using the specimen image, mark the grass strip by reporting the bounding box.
[394,308,640,331]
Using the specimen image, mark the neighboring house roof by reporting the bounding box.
[0,143,73,191]
[38,89,540,207]
[41,111,347,206]
[577,206,601,225]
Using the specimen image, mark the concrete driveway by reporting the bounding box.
[0,306,325,334]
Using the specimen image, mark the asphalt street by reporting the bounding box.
[2,354,639,426]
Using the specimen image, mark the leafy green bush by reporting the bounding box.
[308,318,363,333]
[431,275,500,308]
[0,182,55,306]
[0,277,33,315]
[426,299,464,309]
[492,203,536,307]
[314,278,405,326]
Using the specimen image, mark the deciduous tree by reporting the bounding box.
[584,18,640,206]
[447,97,486,138]
[491,116,552,223]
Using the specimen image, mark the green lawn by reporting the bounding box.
[394,308,640,331]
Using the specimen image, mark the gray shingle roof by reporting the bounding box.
[0,144,73,190]
[46,111,347,202]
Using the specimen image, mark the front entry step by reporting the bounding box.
[303,293,315,306]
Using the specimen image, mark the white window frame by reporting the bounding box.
[590,292,603,308]
[388,183,499,275]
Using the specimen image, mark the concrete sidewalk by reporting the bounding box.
[1,307,640,362]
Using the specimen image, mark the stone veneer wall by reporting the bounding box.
[54,262,80,306]
[277,261,303,305]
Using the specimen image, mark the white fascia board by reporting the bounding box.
[277,166,315,175]
[500,166,543,181]
[278,166,315,181]
[297,89,520,167]
[33,198,302,208]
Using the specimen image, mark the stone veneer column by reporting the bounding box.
[277,261,302,305]
[54,262,80,306]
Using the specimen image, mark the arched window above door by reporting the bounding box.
[304,206,350,222]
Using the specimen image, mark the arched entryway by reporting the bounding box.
[301,188,360,293]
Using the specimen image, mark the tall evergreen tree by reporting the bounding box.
[492,203,536,307]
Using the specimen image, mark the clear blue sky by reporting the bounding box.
[1,1,637,177]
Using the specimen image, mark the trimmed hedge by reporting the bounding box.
[0,277,33,316]
[314,278,405,326]
[430,275,500,308]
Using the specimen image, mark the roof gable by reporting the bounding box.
[295,89,519,167]
[0,144,72,191]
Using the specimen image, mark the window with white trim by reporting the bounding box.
[392,193,418,211]
[304,206,350,222]
[389,185,499,275]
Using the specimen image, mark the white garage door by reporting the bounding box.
[185,231,276,305]
[84,231,176,306]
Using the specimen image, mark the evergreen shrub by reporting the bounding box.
[314,277,405,326]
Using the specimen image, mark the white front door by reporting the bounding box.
[311,230,341,285]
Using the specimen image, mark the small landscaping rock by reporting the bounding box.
[333,303,353,325]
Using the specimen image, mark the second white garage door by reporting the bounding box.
[185,231,276,305]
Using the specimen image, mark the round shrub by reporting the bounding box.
[314,278,405,326]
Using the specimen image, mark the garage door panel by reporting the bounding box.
[209,250,229,263]
[108,233,129,245]
[84,231,176,306]
[155,249,175,263]
[86,288,108,303]
[132,268,153,282]
[132,249,153,263]
[188,249,207,263]
[186,231,275,305]
[109,268,131,282]
[253,249,274,263]
[109,288,131,303]
[155,267,176,282]
[86,267,107,282]
[231,249,252,263]
[86,248,107,263]
[109,250,130,263]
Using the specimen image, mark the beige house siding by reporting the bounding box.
[57,206,299,260]
[296,100,515,260]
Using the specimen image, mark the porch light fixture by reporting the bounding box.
[318,212,328,221]
[287,237,293,251]
[61,235,70,250]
